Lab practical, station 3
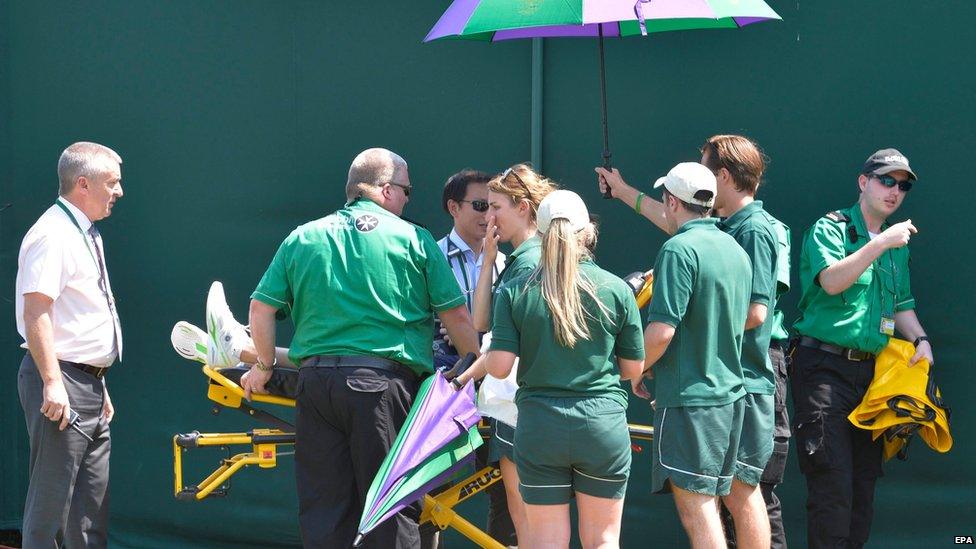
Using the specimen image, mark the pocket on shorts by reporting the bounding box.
[793,411,829,473]
[346,376,389,393]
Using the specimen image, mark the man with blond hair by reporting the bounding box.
[16,141,124,547]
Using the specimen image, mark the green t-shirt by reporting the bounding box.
[489,260,645,408]
[769,219,792,341]
[252,198,465,374]
[487,235,542,327]
[646,218,751,408]
[717,200,781,395]
[793,203,914,354]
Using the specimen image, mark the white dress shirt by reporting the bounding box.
[437,228,506,312]
[16,198,122,368]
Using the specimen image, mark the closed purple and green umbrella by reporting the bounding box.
[425,0,781,194]
[355,372,482,546]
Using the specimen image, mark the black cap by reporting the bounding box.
[862,148,917,181]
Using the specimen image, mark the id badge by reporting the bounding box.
[880,317,895,336]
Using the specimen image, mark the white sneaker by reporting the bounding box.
[170,321,208,363]
[206,281,250,367]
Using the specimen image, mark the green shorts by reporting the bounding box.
[488,419,515,463]
[514,395,631,505]
[734,393,775,486]
[652,397,745,496]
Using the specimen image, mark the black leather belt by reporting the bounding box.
[60,360,109,379]
[301,355,416,381]
[798,336,874,362]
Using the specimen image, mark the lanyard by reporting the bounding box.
[447,236,501,311]
[55,200,99,269]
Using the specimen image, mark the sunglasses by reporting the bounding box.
[459,199,489,212]
[873,174,913,192]
[502,166,533,203]
[388,182,412,196]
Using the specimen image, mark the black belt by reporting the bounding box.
[60,360,109,379]
[301,355,417,381]
[798,336,874,362]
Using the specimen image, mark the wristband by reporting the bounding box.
[451,377,464,390]
[913,336,929,347]
[634,191,646,214]
[255,356,277,372]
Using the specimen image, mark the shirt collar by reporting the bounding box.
[448,228,475,255]
[717,200,763,231]
[675,217,719,236]
[57,197,93,232]
[846,202,887,240]
[508,235,541,262]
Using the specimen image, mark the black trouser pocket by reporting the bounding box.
[346,376,389,393]
[760,440,789,485]
[794,411,830,474]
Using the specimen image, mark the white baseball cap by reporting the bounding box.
[537,190,589,233]
[653,162,717,208]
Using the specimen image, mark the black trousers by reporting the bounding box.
[295,364,421,549]
[722,344,790,549]
[789,343,882,549]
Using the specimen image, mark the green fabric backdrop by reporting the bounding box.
[1,1,973,547]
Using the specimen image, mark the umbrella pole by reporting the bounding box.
[598,23,613,199]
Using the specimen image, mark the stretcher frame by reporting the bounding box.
[173,365,653,548]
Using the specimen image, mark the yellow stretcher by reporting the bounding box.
[173,365,654,548]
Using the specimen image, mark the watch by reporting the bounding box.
[255,356,277,372]
[451,377,464,390]
[913,336,930,347]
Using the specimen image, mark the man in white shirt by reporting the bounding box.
[15,141,124,548]
[434,169,505,369]
[430,169,512,547]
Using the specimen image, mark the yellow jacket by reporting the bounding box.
[848,338,952,461]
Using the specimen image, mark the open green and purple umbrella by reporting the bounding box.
[425,0,781,195]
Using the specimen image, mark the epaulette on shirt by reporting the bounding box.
[823,210,851,224]
[823,210,859,244]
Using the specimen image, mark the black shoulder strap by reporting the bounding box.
[823,210,858,244]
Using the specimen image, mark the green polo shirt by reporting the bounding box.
[252,198,465,374]
[793,203,914,354]
[646,218,751,408]
[489,260,645,408]
[769,219,792,341]
[717,201,781,396]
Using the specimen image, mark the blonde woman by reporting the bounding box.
[452,164,556,544]
[483,190,645,548]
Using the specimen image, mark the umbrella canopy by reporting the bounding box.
[426,0,781,195]
[426,0,781,42]
[356,373,482,544]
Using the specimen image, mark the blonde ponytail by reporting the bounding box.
[535,219,609,347]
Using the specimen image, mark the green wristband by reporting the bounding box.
[634,192,646,214]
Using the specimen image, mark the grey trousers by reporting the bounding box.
[17,353,111,549]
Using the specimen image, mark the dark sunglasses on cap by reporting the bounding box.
[458,199,489,212]
[872,174,914,192]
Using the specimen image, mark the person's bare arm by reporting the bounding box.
[484,350,517,379]
[439,304,480,358]
[818,220,916,295]
[595,167,669,233]
[23,292,71,430]
[745,303,768,331]
[241,299,279,400]
[617,357,645,382]
[894,309,934,365]
[631,322,675,398]
[471,217,500,332]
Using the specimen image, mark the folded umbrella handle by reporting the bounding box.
[442,352,477,381]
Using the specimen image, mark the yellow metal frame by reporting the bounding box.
[175,366,654,548]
